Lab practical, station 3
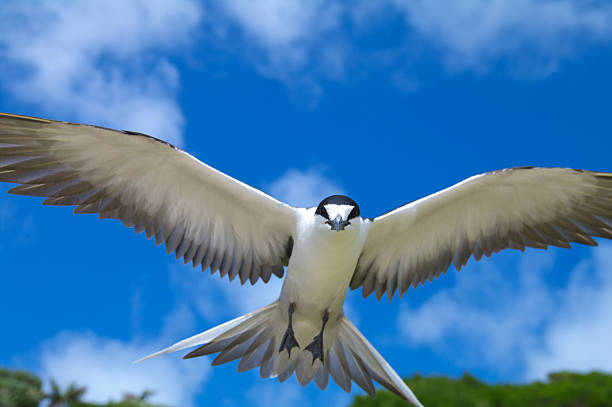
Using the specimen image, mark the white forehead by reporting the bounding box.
[325,204,354,219]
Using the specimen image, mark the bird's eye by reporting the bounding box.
[315,204,329,219]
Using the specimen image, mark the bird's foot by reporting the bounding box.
[305,333,324,364]
[279,327,300,357]
[305,310,329,364]
[279,303,300,357]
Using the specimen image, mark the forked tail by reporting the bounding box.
[135,302,423,407]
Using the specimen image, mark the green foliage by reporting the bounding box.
[71,402,165,407]
[4,367,612,407]
[0,368,45,407]
[351,371,612,407]
[60,388,166,407]
[0,368,166,407]
[46,378,87,407]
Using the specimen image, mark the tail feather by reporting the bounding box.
[135,301,424,407]
[237,333,272,372]
[328,344,351,392]
[132,303,277,363]
[259,347,276,378]
[312,363,329,390]
[336,317,424,406]
[338,340,376,396]
[296,357,321,386]
[211,336,257,366]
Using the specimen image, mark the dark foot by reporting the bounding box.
[305,311,329,364]
[279,303,300,357]
[279,327,300,357]
[305,333,324,364]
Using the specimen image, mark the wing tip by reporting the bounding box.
[134,348,174,363]
[132,352,161,364]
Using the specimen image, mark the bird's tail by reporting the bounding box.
[135,301,423,407]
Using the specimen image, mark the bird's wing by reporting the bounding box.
[352,167,612,300]
[0,112,297,284]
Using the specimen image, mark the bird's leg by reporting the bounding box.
[279,303,300,357]
[305,310,329,364]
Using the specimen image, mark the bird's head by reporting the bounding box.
[315,195,360,231]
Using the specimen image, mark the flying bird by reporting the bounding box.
[2,112,612,407]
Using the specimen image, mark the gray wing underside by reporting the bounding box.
[352,167,612,300]
[0,112,296,284]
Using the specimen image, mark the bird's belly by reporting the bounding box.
[280,230,364,317]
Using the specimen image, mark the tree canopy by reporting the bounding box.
[2,367,612,407]
[0,368,45,407]
[351,371,612,407]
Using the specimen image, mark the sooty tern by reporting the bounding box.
[2,112,612,406]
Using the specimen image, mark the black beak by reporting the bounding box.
[327,214,348,231]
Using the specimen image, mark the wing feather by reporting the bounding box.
[0,112,296,284]
[353,167,612,299]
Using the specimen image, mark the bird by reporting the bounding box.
[2,111,612,407]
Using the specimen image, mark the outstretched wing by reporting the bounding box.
[0,112,296,284]
[352,167,612,300]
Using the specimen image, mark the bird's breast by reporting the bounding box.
[280,215,369,316]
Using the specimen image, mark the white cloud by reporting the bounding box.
[398,250,556,373]
[31,266,211,407]
[397,244,612,379]
[391,0,612,76]
[38,309,209,407]
[0,0,202,146]
[170,262,284,322]
[244,379,352,407]
[209,0,348,104]
[3,0,611,116]
[209,0,612,93]
[266,167,345,208]
[219,0,340,50]
[525,245,612,379]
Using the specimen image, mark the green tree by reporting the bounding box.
[120,389,155,405]
[0,368,45,407]
[351,371,612,407]
[46,378,87,407]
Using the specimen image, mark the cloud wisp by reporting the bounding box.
[525,246,612,379]
[0,1,202,146]
[2,0,611,114]
[36,305,209,407]
[398,244,612,380]
[391,0,612,77]
[208,0,612,94]
[266,167,345,208]
[209,0,347,103]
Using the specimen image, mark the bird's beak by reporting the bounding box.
[328,214,348,231]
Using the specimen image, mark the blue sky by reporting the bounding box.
[1,1,612,406]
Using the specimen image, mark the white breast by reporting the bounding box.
[280,208,370,316]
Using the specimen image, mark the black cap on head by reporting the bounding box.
[315,195,360,220]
